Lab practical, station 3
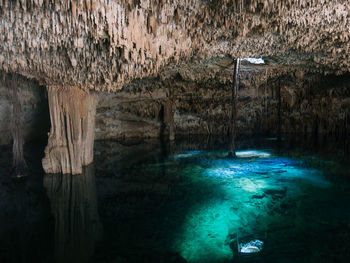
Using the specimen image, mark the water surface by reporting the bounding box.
[0,136,350,263]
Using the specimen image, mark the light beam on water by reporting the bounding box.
[170,149,332,262]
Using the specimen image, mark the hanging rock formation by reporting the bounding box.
[228,58,240,158]
[10,73,27,175]
[42,86,98,174]
[1,0,350,91]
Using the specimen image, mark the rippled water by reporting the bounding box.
[0,136,350,263]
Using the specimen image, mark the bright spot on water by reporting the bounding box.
[175,202,236,263]
[242,57,265,64]
[239,178,267,193]
[172,150,204,160]
[239,240,264,254]
[236,150,271,158]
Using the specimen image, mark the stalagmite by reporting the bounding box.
[228,58,240,158]
[42,86,98,174]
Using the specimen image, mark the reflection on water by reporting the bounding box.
[43,165,102,263]
[0,172,52,263]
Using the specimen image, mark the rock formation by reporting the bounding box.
[2,63,348,144]
[1,0,350,174]
[1,0,350,91]
[95,63,350,140]
[162,81,175,141]
[228,58,240,158]
[42,86,98,174]
[10,73,27,175]
[0,72,48,145]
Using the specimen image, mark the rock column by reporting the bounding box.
[42,86,98,174]
[162,81,175,141]
[163,98,175,141]
[10,73,27,175]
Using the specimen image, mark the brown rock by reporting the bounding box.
[42,86,98,174]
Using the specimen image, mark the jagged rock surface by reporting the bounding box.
[42,86,98,174]
[1,66,348,146]
[2,0,350,175]
[1,0,350,91]
[95,62,350,139]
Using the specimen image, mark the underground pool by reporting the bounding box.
[0,137,350,263]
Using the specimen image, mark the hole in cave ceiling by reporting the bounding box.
[241,57,265,65]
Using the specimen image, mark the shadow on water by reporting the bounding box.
[92,139,226,263]
[0,140,103,263]
[0,139,53,263]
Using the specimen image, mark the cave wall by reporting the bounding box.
[95,78,165,140]
[176,71,350,137]
[1,70,349,146]
[0,73,49,145]
[265,72,350,137]
[95,69,350,139]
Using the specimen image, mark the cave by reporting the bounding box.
[0,1,350,262]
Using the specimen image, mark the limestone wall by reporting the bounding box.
[95,69,350,139]
[1,69,349,146]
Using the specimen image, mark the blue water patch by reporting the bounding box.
[170,149,334,262]
[171,150,206,160]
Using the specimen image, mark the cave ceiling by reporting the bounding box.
[0,0,349,90]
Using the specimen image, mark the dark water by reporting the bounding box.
[0,135,350,263]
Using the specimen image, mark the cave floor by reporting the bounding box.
[0,136,350,263]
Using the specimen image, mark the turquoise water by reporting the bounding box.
[92,137,350,263]
[168,149,333,262]
[0,137,350,262]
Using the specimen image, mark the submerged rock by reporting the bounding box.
[239,239,264,254]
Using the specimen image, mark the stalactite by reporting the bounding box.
[162,81,175,141]
[228,58,240,158]
[1,0,350,91]
[277,78,281,142]
[10,73,27,176]
[264,69,268,130]
[42,86,98,174]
